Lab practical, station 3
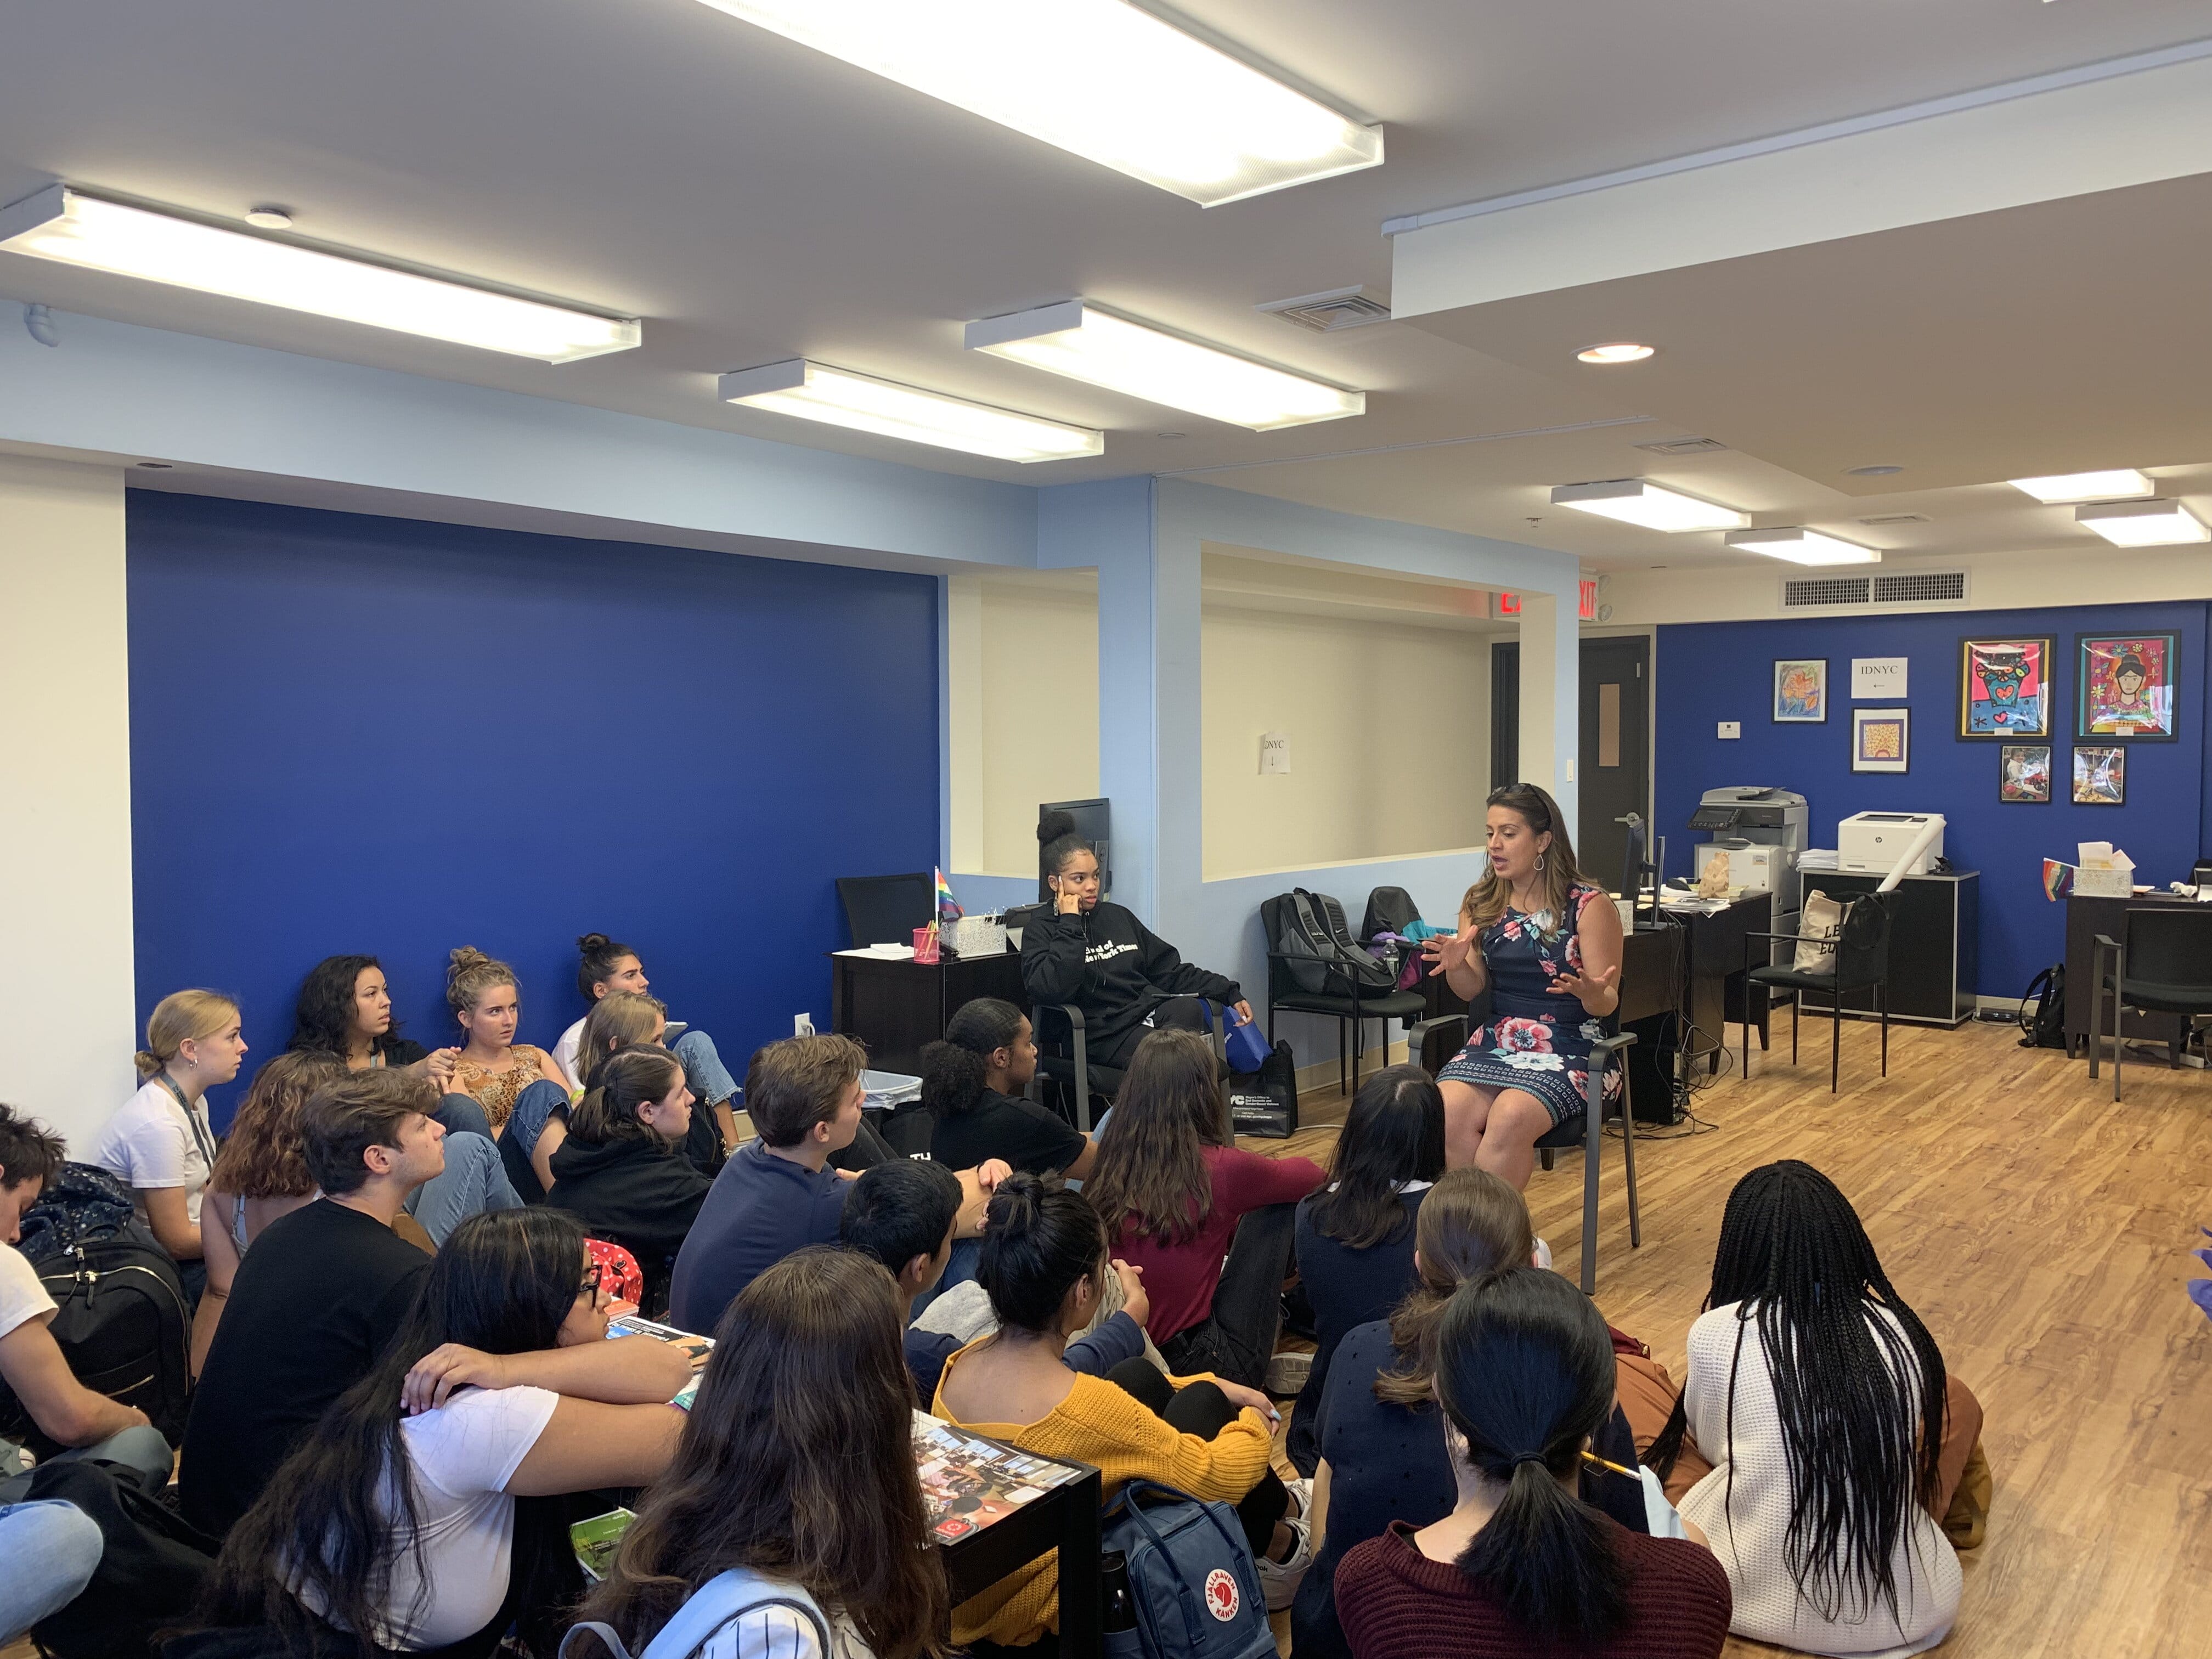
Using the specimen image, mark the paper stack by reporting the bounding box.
[2074,842,2136,898]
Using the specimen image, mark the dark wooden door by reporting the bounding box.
[1578,636,1649,895]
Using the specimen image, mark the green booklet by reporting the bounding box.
[571,1508,636,1582]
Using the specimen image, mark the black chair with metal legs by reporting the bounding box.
[2088,908,2212,1102]
[1030,1000,1231,1133]
[1740,893,1893,1092]
[1409,1013,1640,1294]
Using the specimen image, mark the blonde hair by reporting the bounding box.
[1374,1167,1537,1406]
[445,947,518,1015]
[574,990,668,1087]
[136,990,240,1079]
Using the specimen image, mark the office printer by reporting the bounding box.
[1837,811,1945,876]
[1689,787,1809,912]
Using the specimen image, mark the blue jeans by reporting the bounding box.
[409,1099,523,1245]
[673,1029,740,1108]
[0,1421,173,1504]
[0,1500,102,1640]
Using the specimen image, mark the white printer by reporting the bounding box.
[1837,811,1945,875]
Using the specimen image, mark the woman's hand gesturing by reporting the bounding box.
[1422,928,1477,979]
[1548,962,1620,1013]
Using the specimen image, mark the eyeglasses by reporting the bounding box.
[578,1265,611,1307]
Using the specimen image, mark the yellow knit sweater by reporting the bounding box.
[931,1345,1274,1647]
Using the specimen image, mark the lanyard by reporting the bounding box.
[155,1073,218,1171]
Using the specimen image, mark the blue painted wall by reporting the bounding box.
[1656,600,2209,1001]
[128,493,939,1126]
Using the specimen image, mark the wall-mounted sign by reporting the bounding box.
[1494,591,1522,618]
[1852,657,1908,700]
[1260,731,1291,775]
[1579,580,1597,621]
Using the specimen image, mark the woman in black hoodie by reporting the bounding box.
[1020,810,1254,1071]
[546,1046,711,1315]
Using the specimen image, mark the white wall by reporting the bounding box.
[1201,606,1489,878]
[976,576,1099,877]
[0,456,138,1151]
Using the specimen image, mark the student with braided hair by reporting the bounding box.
[1646,1162,1974,1656]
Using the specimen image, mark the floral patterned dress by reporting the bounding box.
[1438,883,1620,1127]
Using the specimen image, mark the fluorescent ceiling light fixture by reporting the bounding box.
[2075,498,2209,547]
[2007,468,2154,503]
[966,301,1363,431]
[683,0,1381,206]
[1550,479,1750,533]
[1724,527,1881,566]
[1576,342,1654,364]
[718,359,1103,462]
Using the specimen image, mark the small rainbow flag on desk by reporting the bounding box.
[2042,859,2074,902]
[934,867,963,921]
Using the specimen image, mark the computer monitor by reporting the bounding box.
[1039,798,1111,901]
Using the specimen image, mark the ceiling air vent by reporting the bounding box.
[1874,569,1967,605]
[1858,512,1930,526]
[1782,575,1874,608]
[1634,436,1729,456]
[1781,569,1969,610]
[1256,286,1392,332]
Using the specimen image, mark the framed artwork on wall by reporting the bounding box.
[1999,743,2052,803]
[2075,631,2178,740]
[1773,658,1828,723]
[1853,707,1910,772]
[1957,635,2055,738]
[2073,744,2126,805]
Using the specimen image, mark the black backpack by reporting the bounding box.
[1263,891,1396,1000]
[1299,890,1397,995]
[2018,963,2067,1050]
[3,1164,192,1446]
[27,1454,217,1659]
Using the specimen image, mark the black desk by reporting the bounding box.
[829,949,1028,1074]
[2063,891,2196,1058]
[1616,893,1770,1118]
[1801,871,1979,1028]
[938,1457,1102,1659]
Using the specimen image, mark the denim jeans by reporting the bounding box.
[0,1421,173,1504]
[408,1097,524,1245]
[672,1029,740,1107]
[0,1500,102,1640]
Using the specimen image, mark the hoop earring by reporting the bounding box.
[1536,853,1547,873]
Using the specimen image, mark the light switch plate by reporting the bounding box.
[1718,721,1742,740]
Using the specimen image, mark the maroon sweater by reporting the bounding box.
[1336,1520,1732,1659]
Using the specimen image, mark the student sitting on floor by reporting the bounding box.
[571,1248,949,1659]
[0,1103,174,1644]
[286,953,459,1086]
[920,997,1097,1180]
[524,990,727,1197]
[1333,1268,1732,1659]
[91,989,249,1303]
[1288,1062,1447,1477]
[556,934,744,1158]
[1290,1167,1674,1659]
[1646,1160,1974,1658]
[189,1049,346,1374]
[1083,1028,1325,1389]
[444,947,568,1129]
[546,1046,712,1315]
[185,1209,689,1659]
[180,1070,448,1537]
[839,1158,1149,1401]
[669,1033,1008,1336]
[933,1174,1309,1650]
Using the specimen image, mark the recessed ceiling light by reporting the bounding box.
[2007,469,2154,504]
[1550,479,1750,533]
[2075,498,2209,547]
[1724,527,1881,566]
[1576,342,1654,364]
[1845,464,1904,477]
[0,185,640,362]
[243,206,293,230]
[681,0,1383,207]
[967,300,1364,431]
[718,359,1103,463]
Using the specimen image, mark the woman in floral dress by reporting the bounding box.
[1423,782,1624,1188]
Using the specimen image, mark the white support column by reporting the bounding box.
[0,456,137,1149]
[943,573,985,874]
[1515,591,1582,826]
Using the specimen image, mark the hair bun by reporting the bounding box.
[1038,810,1077,844]
[133,1048,163,1079]
[986,1171,1047,1233]
[448,946,487,979]
[577,933,608,953]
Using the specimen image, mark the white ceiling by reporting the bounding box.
[3,1,2210,572]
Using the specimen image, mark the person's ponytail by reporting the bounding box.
[1434,1269,1631,1644]
[919,1040,989,1119]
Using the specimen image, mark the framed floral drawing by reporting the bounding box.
[1998,744,2051,803]
[2075,632,2177,741]
[1773,658,1828,723]
[2073,745,2126,806]
[1957,636,2055,738]
[1852,707,1909,773]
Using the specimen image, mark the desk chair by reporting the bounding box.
[836,872,933,949]
[1740,894,1892,1092]
[1260,893,1426,1095]
[1409,1012,1641,1295]
[2089,908,2212,1101]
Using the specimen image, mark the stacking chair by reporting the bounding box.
[1410,1011,1641,1294]
[1260,892,1426,1095]
[2089,907,2212,1101]
[1740,893,1892,1092]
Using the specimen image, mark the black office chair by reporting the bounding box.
[1740,893,1892,1092]
[1260,893,1426,1096]
[2089,907,2212,1101]
[836,872,933,949]
[1409,1009,1640,1295]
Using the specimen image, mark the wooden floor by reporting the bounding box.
[1249,1012,2212,1659]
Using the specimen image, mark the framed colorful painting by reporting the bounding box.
[1852,707,1909,773]
[2075,631,2178,741]
[1998,743,2051,803]
[1957,635,2055,738]
[2073,744,2126,805]
[1773,658,1828,723]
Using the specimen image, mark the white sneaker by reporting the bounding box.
[1256,1512,1313,1611]
[1280,1474,1312,1523]
[1264,1350,1313,1396]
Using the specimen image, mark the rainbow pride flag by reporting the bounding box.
[934,867,963,921]
[2042,859,2074,902]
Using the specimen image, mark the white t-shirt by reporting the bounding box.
[91,1079,217,1227]
[0,1243,59,1343]
[555,1019,586,1090]
[299,1383,559,1650]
